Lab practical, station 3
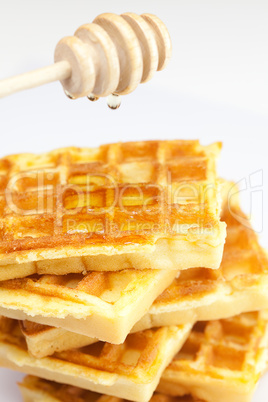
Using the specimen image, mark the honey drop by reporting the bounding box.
[64,89,76,100]
[107,94,121,110]
[87,93,99,102]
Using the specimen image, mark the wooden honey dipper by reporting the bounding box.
[0,12,172,108]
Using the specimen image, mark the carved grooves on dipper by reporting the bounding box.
[54,13,172,98]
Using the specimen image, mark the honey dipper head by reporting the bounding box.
[54,12,172,99]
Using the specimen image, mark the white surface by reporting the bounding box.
[0,1,268,400]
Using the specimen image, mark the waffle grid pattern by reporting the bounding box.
[0,317,191,392]
[0,140,221,257]
[0,268,175,312]
[167,312,265,377]
[54,328,173,379]
[158,311,268,401]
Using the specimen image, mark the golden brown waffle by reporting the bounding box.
[0,268,177,344]
[0,140,226,279]
[0,317,192,402]
[158,311,268,402]
[134,201,268,331]
[1,193,266,349]
[10,312,268,402]
[19,376,202,402]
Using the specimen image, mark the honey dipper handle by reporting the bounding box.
[0,61,71,99]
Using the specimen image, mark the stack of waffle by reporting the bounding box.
[0,140,266,402]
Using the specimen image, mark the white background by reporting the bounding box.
[0,0,268,400]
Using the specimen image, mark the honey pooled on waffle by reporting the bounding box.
[0,140,226,277]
